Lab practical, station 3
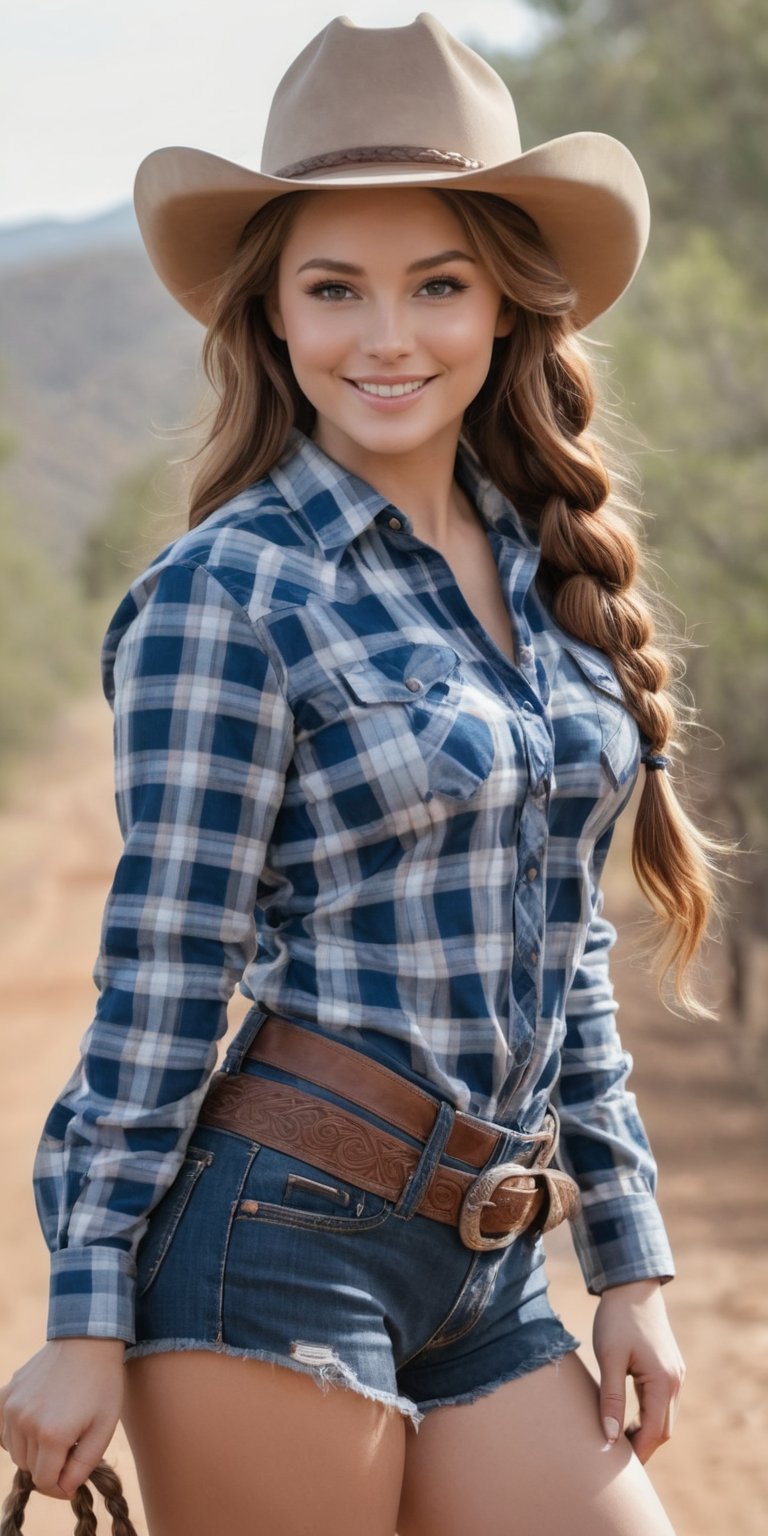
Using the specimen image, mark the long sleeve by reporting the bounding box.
[551,819,677,1295]
[32,560,294,1341]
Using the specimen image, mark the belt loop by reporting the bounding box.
[392,1098,456,1223]
[220,1004,271,1076]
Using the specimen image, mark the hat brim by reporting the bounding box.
[133,131,649,330]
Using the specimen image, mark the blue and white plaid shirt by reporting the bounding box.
[33,427,675,1342]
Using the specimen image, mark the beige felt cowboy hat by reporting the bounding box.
[133,11,650,330]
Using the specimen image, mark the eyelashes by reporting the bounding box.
[303,275,471,302]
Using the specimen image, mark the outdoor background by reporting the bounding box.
[1,2,766,1531]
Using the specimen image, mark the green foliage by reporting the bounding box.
[77,457,187,602]
[0,364,19,468]
[0,423,19,467]
[606,228,767,452]
[502,0,768,963]
[0,493,94,801]
[508,0,767,273]
[0,423,186,805]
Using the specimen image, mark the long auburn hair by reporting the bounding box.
[176,186,731,1017]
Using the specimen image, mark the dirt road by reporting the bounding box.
[1,691,766,1533]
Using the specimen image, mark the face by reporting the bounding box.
[265,187,514,471]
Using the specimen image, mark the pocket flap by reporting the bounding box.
[559,638,626,704]
[559,638,639,790]
[338,642,461,706]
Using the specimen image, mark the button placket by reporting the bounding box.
[513,803,546,957]
[507,698,552,1103]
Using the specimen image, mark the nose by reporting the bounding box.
[360,300,415,362]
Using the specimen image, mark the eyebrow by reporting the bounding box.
[295,249,478,276]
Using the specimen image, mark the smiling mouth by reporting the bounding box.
[345,377,436,398]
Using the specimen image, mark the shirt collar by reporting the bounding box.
[267,427,538,557]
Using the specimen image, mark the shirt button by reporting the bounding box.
[530,949,540,965]
[388,516,403,530]
[404,677,422,691]
[522,700,534,714]
[520,646,533,663]
[526,866,538,881]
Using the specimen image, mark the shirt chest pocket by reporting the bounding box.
[298,642,496,819]
[560,641,640,791]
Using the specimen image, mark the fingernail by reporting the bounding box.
[602,1416,620,1443]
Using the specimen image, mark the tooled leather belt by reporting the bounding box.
[198,1014,581,1251]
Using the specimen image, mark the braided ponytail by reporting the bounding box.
[437,189,732,1018]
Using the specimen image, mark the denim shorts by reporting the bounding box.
[124,1008,581,1429]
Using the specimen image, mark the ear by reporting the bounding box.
[494,298,516,339]
[264,290,286,340]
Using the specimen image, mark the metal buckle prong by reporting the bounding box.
[457,1159,541,1252]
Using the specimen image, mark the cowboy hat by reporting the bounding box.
[133,11,650,330]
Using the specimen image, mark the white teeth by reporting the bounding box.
[354,379,427,397]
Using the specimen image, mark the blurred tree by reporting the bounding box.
[0,386,93,802]
[492,0,768,1020]
[0,365,186,803]
[77,456,187,602]
[500,0,767,271]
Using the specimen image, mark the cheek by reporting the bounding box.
[424,303,499,367]
[283,305,352,372]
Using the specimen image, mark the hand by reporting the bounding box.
[0,1337,126,1500]
[592,1277,685,1464]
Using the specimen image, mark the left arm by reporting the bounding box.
[551,818,685,1461]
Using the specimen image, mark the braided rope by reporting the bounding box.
[1,1459,138,1536]
[274,144,484,177]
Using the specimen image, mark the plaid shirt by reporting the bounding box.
[33,427,675,1343]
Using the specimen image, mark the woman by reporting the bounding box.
[0,15,724,1535]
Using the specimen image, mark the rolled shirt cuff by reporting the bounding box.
[46,1247,136,1343]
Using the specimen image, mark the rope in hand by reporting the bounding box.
[0,1458,138,1536]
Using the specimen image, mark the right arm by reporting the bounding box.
[0,560,293,1495]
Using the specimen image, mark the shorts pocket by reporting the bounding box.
[233,1143,394,1234]
[135,1144,215,1299]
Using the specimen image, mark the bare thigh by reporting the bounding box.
[121,1350,406,1536]
[397,1350,678,1536]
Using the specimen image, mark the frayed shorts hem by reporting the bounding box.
[122,1335,426,1430]
[411,1335,582,1418]
[123,1332,582,1432]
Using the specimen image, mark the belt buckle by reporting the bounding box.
[458,1159,541,1252]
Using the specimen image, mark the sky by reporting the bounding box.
[1,0,544,228]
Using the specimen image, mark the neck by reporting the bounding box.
[311,419,479,548]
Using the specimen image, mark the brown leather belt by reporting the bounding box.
[198,1013,581,1251]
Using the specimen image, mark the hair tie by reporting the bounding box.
[641,751,671,772]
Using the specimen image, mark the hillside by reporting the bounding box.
[0,207,202,571]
